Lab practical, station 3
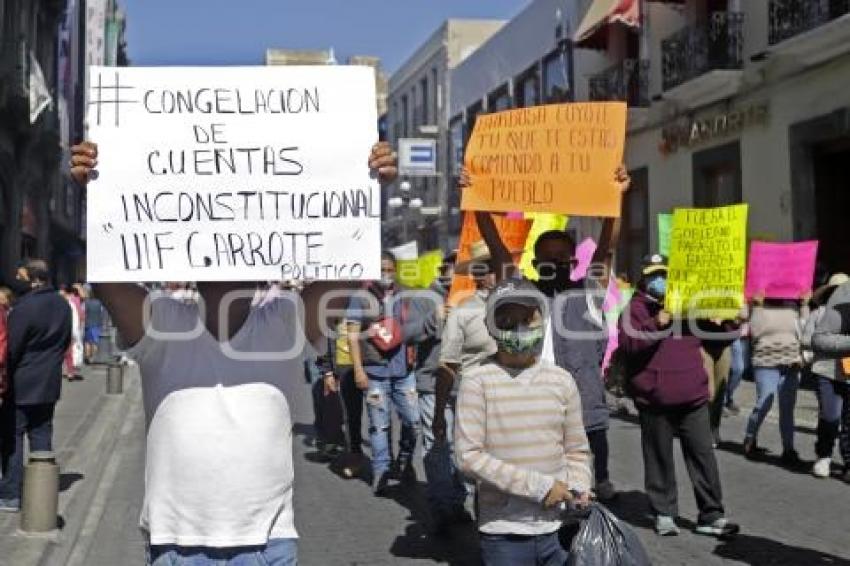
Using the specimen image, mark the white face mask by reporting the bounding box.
[379,276,395,289]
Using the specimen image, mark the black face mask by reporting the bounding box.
[535,262,576,296]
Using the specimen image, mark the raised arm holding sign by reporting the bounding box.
[72,66,397,349]
[460,102,627,217]
[665,204,748,320]
[745,241,818,299]
[84,65,381,284]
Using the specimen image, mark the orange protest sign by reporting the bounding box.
[447,212,531,306]
[460,102,626,218]
[842,358,850,378]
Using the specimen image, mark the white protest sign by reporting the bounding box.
[86,65,380,282]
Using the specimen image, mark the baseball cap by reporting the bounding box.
[487,278,545,313]
[641,253,668,276]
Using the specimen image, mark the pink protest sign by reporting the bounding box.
[570,238,597,281]
[745,240,819,299]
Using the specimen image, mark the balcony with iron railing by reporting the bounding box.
[769,0,850,44]
[662,11,744,92]
[766,0,850,65]
[588,59,650,108]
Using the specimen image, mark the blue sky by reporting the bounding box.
[123,1,529,73]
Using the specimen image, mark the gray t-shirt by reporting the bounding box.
[439,293,497,376]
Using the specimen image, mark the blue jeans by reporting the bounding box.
[366,372,420,477]
[147,538,297,566]
[480,531,568,566]
[726,338,748,406]
[0,403,55,501]
[815,377,850,461]
[418,392,467,512]
[744,366,799,451]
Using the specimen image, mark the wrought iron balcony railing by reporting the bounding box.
[661,11,744,92]
[588,58,650,107]
[769,0,850,45]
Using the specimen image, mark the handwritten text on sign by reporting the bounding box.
[86,66,380,282]
[666,204,748,319]
[745,241,818,299]
[460,102,626,217]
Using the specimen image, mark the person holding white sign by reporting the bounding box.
[70,139,397,565]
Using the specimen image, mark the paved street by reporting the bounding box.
[18,368,844,566]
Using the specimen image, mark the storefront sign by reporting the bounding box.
[661,103,769,153]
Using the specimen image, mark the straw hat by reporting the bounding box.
[455,240,493,276]
[813,273,850,304]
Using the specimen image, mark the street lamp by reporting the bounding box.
[391,179,422,244]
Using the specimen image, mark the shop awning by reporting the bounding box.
[574,0,641,50]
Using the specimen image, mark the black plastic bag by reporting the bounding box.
[567,503,652,566]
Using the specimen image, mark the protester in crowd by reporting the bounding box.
[465,166,630,502]
[743,290,810,466]
[69,140,398,563]
[83,285,106,363]
[456,278,592,565]
[307,345,345,459]
[347,252,420,496]
[619,254,739,538]
[332,318,368,478]
[0,260,72,511]
[724,325,750,416]
[810,276,850,482]
[402,252,471,533]
[0,288,11,403]
[699,317,741,447]
[436,243,499,435]
[59,285,84,381]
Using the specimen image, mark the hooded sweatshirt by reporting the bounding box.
[618,290,709,409]
[812,282,850,381]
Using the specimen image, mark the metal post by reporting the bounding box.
[106,363,124,395]
[20,451,58,532]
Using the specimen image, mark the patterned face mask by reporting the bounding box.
[494,323,545,355]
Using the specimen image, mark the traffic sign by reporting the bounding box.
[398,138,437,176]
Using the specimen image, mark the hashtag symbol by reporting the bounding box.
[89,71,138,127]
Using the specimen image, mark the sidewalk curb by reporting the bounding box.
[37,366,141,566]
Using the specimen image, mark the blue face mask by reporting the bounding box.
[647,276,667,300]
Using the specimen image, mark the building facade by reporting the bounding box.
[447,0,850,283]
[1,0,73,283]
[622,0,850,282]
[50,0,127,284]
[266,49,389,122]
[385,19,505,252]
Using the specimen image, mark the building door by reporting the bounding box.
[812,139,850,275]
[692,141,743,207]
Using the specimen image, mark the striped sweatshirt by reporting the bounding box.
[455,359,592,535]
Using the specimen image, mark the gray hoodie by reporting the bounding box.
[403,282,448,393]
[811,282,850,381]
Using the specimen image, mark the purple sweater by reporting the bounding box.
[618,291,709,409]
